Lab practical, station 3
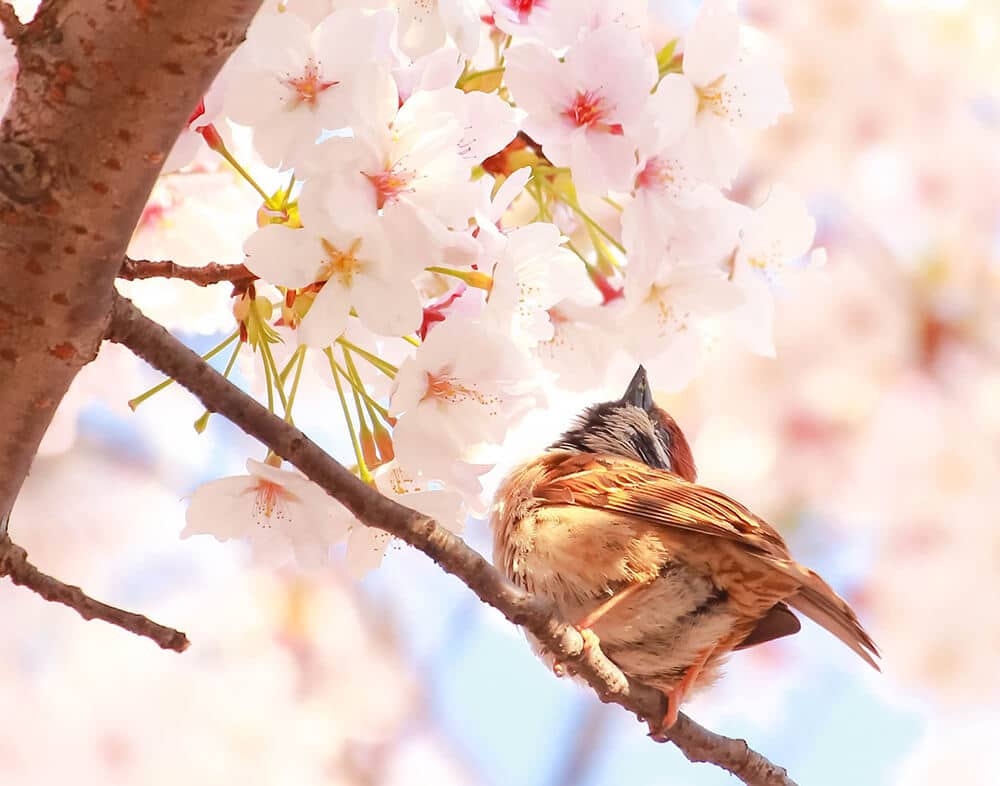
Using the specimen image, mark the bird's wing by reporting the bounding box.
[535,452,881,670]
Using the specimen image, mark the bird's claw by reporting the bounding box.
[552,627,601,677]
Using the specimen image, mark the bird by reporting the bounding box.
[490,365,879,736]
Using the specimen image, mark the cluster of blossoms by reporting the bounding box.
[131,0,819,574]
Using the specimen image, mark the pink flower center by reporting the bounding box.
[364,165,415,209]
[562,90,623,134]
[283,59,338,108]
[635,156,673,192]
[506,0,543,22]
[253,480,290,527]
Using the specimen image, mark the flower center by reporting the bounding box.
[422,370,496,407]
[319,237,363,287]
[648,285,690,335]
[252,480,290,527]
[282,59,338,108]
[635,156,673,191]
[562,90,623,134]
[364,165,415,209]
[696,76,731,119]
[388,466,424,495]
[507,0,543,21]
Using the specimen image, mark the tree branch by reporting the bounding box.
[0,533,189,651]
[107,294,797,786]
[119,257,256,289]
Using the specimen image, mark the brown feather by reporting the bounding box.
[736,603,801,649]
[532,451,881,670]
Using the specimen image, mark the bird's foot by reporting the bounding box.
[553,627,601,677]
[648,647,714,741]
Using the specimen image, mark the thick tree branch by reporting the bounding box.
[0,0,262,520]
[0,533,189,651]
[107,294,797,786]
[119,257,255,289]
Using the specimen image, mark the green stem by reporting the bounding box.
[333,349,391,421]
[336,338,398,378]
[284,346,306,424]
[402,334,420,347]
[536,175,626,254]
[328,351,372,483]
[343,347,391,422]
[215,143,275,208]
[425,265,493,290]
[191,337,244,433]
[129,329,238,410]
[259,340,275,413]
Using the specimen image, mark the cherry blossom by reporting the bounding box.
[298,87,515,237]
[243,201,430,345]
[389,318,539,497]
[488,0,648,49]
[485,221,599,348]
[225,7,398,167]
[655,0,790,186]
[396,0,482,58]
[504,23,657,193]
[344,461,466,577]
[724,185,819,357]
[183,457,349,567]
[623,261,743,391]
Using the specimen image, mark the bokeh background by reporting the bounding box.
[3,0,1000,784]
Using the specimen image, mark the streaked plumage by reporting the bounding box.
[490,366,879,732]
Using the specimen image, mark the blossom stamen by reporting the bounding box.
[364,166,416,209]
[562,90,623,134]
[319,237,364,286]
[282,59,339,108]
[422,370,496,407]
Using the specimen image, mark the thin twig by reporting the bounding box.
[107,294,796,786]
[119,257,256,289]
[0,533,189,652]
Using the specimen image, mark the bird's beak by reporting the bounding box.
[622,365,653,411]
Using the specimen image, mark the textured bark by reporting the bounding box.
[108,294,798,786]
[0,0,262,517]
[119,257,255,288]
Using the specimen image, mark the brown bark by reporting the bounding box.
[0,533,189,651]
[0,0,262,517]
[119,256,255,288]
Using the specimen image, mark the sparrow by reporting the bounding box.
[490,366,879,735]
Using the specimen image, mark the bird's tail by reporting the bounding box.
[784,569,881,671]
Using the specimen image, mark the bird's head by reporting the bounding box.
[550,366,697,482]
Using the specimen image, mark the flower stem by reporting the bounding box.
[214,141,275,208]
[128,329,239,410]
[327,349,372,483]
[335,338,398,379]
[425,266,493,290]
[535,175,626,254]
[333,349,391,421]
[283,346,306,425]
[342,347,392,422]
